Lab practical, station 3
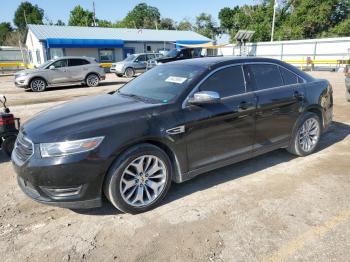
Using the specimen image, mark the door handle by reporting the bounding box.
[294,91,304,100]
[238,101,250,110]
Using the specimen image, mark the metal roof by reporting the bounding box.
[28,24,212,43]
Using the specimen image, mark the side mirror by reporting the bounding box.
[188,91,221,105]
[49,65,55,70]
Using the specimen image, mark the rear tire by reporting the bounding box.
[103,144,172,214]
[287,112,321,156]
[346,91,350,102]
[86,73,100,87]
[2,135,17,157]
[30,78,47,92]
[125,68,135,78]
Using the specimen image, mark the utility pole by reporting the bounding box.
[271,0,278,42]
[92,1,97,26]
[23,9,28,26]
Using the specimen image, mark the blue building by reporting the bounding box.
[25,24,212,66]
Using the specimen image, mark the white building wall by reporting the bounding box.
[25,30,46,66]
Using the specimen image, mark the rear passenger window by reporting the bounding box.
[199,66,245,97]
[248,64,283,90]
[279,67,298,85]
[68,59,89,67]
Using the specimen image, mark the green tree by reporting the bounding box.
[327,14,350,37]
[55,20,65,26]
[68,5,95,26]
[177,19,193,31]
[122,3,160,29]
[14,1,44,31]
[97,19,113,28]
[159,18,175,30]
[0,22,13,45]
[194,13,219,39]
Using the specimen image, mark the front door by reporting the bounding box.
[133,54,147,73]
[184,65,256,171]
[47,59,69,85]
[244,63,301,150]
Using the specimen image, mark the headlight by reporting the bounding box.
[40,136,104,158]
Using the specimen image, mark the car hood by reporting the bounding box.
[22,94,161,143]
[15,68,40,75]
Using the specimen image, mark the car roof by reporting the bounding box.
[168,56,314,81]
[53,56,96,61]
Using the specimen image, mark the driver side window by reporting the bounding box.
[51,59,68,68]
[199,66,246,97]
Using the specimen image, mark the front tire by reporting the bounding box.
[125,68,135,78]
[346,91,350,102]
[116,73,123,77]
[104,144,172,214]
[86,73,100,87]
[287,112,321,156]
[30,78,47,92]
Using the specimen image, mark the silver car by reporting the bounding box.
[110,53,162,78]
[14,56,106,92]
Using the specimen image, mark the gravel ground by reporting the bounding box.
[0,72,349,262]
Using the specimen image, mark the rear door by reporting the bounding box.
[68,58,90,82]
[244,63,300,151]
[184,65,256,171]
[47,59,69,85]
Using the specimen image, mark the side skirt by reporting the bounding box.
[178,140,289,183]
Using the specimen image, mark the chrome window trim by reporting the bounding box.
[243,61,306,84]
[182,63,247,108]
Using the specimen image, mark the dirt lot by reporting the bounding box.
[0,72,349,262]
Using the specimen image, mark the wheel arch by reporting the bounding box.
[304,105,324,129]
[104,139,184,186]
[85,72,101,80]
[29,76,48,86]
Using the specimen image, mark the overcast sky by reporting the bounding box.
[1,0,256,26]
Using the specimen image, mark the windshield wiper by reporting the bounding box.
[117,91,159,104]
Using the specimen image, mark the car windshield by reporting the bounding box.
[164,49,179,58]
[124,54,136,62]
[37,60,53,69]
[118,64,206,102]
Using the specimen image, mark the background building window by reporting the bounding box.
[28,51,33,63]
[36,50,41,64]
[99,49,114,62]
[50,48,64,59]
[147,46,152,52]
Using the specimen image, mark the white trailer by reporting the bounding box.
[219,37,350,71]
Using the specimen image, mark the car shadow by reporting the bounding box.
[73,121,350,216]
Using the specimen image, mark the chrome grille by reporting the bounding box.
[14,132,33,163]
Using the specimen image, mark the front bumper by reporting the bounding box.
[14,75,29,88]
[11,145,109,209]
[110,66,124,74]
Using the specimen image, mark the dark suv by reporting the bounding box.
[147,48,202,69]
[12,57,333,214]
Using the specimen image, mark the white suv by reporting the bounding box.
[14,56,106,92]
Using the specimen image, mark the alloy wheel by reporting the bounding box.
[87,74,99,87]
[298,117,320,152]
[31,79,46,91]
[120,155,167,207]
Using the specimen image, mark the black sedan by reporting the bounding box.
[12,57,333,214]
